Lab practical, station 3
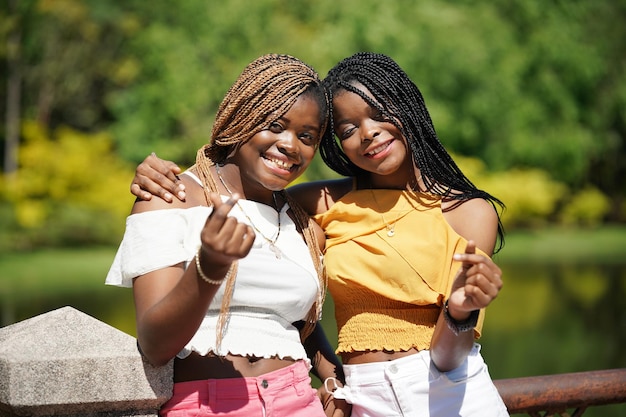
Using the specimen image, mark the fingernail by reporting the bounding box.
[178,183,186,190]
[164,192,173,201]
[453,254,462,260]
[177,191,186,200]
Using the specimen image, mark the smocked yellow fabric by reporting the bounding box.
[314,189,486,354]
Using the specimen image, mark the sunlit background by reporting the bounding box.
[1,1,625,416]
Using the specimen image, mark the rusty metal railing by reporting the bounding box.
[494,368,626,416]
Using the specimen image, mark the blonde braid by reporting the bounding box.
[195,54,329,349]
[194,146,239,352]
[207,54,328,161]
[281,190,327,340]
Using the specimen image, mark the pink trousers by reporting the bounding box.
[159,360,326,417]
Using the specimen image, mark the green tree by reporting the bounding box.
[0,121,134,250]
[2,0,625,236]
[0,0,140,170]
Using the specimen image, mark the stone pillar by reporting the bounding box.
[0,306,173,417]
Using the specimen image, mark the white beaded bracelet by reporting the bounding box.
[195,248,233,285]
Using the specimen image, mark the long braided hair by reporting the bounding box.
[195,54,329,348]
[321,52,505,252]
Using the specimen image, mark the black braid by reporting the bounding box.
[321,52,505,252]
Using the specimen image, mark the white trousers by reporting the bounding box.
[332,344,509,417]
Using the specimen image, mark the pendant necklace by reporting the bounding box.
[370,189,408,238]
[215,165,282,259]
[369,174,422,237]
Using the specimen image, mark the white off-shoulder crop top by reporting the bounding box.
[105,173,320,361]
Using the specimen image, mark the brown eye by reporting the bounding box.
[339,126,356,140]
[269,122,284,132]
[373,111,390,122]
[299,132,317,146]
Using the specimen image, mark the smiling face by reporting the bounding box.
[333,84,413,189]
[231,92,322,201]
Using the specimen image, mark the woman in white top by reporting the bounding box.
[106,54,348,417]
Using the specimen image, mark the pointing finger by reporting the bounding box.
[208,193,239,212]
[453,240,476,271]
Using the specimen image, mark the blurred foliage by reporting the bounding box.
[558,187,611,227]
[455,153,611,229]
[0,121,134,250]
[0,0,625,250]
[455,154,565,228]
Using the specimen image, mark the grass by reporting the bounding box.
[0,246,135,334]
[0,246,117,303]
[494,225,626,264]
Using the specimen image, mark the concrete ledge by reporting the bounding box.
[0,307,173,417]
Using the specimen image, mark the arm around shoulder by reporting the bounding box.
[131,174,198,215]
[288,177,352,216]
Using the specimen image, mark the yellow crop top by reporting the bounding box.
[314,189,486,354]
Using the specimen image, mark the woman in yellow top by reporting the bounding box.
[132,52,508,417]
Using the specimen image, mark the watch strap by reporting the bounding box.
[443,300,479,336]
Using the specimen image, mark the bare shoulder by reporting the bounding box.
[287,177,353,215]
[443,197,497,222]
[131,174,204,214]
[443,197,499,255]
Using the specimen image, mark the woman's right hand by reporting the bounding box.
[198,193,256,269]
[130,153,187,202]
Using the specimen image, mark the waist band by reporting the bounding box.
[170,360,312,401]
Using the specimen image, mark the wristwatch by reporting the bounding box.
[443,300,479,336]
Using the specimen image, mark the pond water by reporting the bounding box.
[3,261,625,416]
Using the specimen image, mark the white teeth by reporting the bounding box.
[267,157,293,170]
[368,142,390,156]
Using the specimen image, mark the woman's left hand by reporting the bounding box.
[131,153,186,202]
[448,240,503,318]
[318,387,351,417]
